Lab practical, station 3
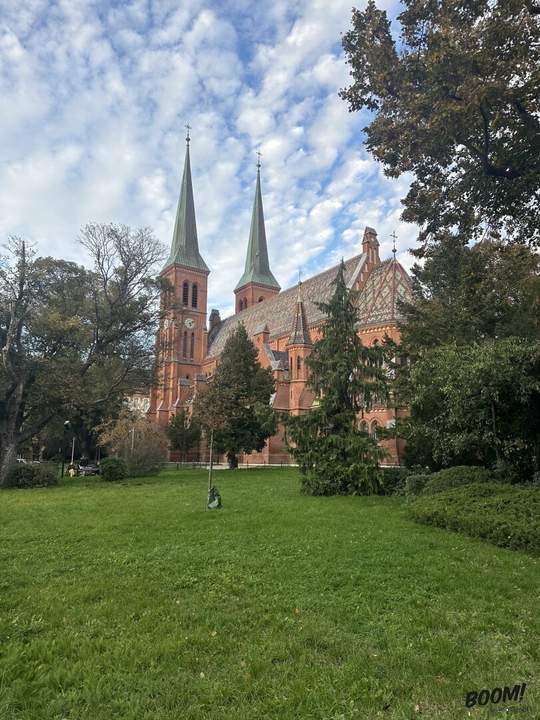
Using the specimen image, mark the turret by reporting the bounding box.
[286,282,312,414]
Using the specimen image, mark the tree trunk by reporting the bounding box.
[227,452,238,469]
[0,438,18,487]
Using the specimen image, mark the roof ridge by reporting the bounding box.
[224,253,364,324]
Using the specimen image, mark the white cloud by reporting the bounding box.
[0,0,416,315]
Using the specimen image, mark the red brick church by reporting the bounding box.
[148,135,412,464]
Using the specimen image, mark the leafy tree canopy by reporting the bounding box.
[98,409,168,477]
[167,409,201,461]
[0,225,166,485]
[341,0,540,248]
[399,237,540,351]
[397,338,540,479]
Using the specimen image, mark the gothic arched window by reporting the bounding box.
[360,420,368,434]
[296,356,301,374]
[182,281,189,306]
[371,420,379,439]
[191,283,198,309]
[239,299,244,311]
[182,331,188,358]
[190,332,195,359]
[243,297,248,309]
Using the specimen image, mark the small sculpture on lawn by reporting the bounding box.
[207,485,222,510]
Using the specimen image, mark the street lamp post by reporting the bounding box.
[61,420,71,477]
[207,428,214,507]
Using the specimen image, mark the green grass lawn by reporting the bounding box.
[1,468,538,720]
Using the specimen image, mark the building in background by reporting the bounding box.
[148,134,412,464]
[126,391,151,416]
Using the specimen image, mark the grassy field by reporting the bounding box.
[1,468,538,719]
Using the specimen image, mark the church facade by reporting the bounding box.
[148,137,412,465]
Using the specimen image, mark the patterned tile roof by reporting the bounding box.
[358,260,412,325]
[206,256,411,358]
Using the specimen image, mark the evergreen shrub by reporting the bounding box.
[409,482,540,553]
[100,457,128,481]
[4,464,58,489]
[379,466,410,496]
[422,465,492,494]
[404,473,431,498]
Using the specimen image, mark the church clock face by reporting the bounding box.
[184,318,195,329]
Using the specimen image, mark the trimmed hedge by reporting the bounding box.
[100,457,127,481]
[422,465,492,495]
[4,464,58,489]
[409,482,540,553]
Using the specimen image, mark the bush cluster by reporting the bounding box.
[409,482,540,553]
[300,458,383,496]
[378,466,410,496]
[405,473,431,498]
[422,466,492,495]
[100,457,128,482]
[4,464,58,489]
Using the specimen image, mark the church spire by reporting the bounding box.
[164,129,209,273]
[287,282,312,346]
[235,161,280,291]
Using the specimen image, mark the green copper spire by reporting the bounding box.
[235,161,280,291]
[163,129,209,273]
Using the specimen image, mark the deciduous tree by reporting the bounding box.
[399,237,540,351]
[398,339,540,479]
[98,410,168,477]
[167,409,201,462]
[341,0,540,247]
[0,225,165,485]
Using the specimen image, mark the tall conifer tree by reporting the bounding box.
[287,262,388,495]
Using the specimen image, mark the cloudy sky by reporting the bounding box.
[1,0,416,317]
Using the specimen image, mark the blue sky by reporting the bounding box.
[0,0,415,317]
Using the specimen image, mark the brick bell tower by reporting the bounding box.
[149,127,209,427]
[234,157,280,313]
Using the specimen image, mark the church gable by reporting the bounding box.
[207,254,413,358]
[357,260,412,326]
